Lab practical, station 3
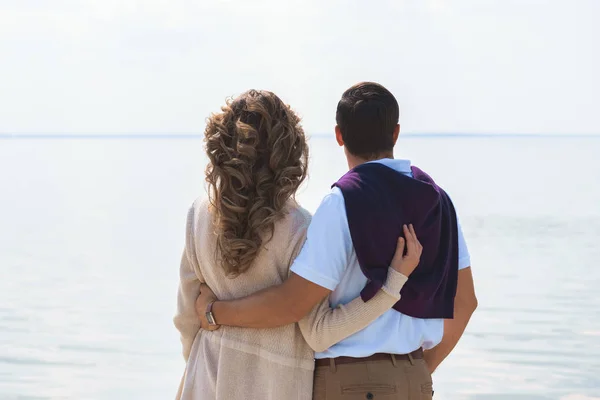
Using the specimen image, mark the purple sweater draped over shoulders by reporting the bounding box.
[332,162,458,319]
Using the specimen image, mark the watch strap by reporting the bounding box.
[205,300,217,326]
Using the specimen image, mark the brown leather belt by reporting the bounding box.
[315,348,424,367]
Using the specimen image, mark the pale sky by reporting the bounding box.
[0,0,598,135]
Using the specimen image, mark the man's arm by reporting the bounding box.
[197,190,352,330]
[204,272,331,329]
[298,269,406,352]
[199,225,423,335]
[423,266,478,373]
[298,227,422,352]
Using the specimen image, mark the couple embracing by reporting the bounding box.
[174,82,477,400]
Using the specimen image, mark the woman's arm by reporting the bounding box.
[298,268,408,352]
[298,225,422,352]
[173,205,204,361]
[196,224,421,341]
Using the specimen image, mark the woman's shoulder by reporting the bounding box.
[186,197,311,240]
[187,197,211,223]
[187,197,309,223]
[270,202,312,262]
[275,200,312,240]
[281,201,312,232]
[184,197,216,240]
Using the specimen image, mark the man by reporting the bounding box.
[196,82,477,399]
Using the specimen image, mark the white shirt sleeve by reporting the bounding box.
[456,214,471,270]
[290,188,353,291]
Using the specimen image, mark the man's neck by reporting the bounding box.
[346,151,394,170]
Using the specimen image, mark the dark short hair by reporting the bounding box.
[336,82,399,159]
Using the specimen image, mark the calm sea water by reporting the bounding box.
[1,135,599,400]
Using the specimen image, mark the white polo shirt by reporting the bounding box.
[290,158,471,359]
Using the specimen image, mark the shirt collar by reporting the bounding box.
[365,158,412,174]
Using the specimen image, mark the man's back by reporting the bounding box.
[290,158,472,358]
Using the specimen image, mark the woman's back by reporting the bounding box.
[194,198,314,358]
[195,200,309,301]
[178,198,315,400]
[175,90,314,399]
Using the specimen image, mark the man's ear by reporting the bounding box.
[392,124,400,146]
[335,125,344,146]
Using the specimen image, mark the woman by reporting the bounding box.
[174,90,422,400]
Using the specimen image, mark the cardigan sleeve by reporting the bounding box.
[283,208,410,353]
[297,268,408,353]
[173,205,205,361]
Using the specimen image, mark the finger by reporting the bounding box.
[410,227,422,250]
[404,224,416,256]
[408,224,419,252]
[405,225,422,259]
[415,241,423,257]
[409,224,418,238]
[403,224,411,244]
[393,237,405,260]
[409,224,417,240]
[396,236,405,252]
[401,225,412,255]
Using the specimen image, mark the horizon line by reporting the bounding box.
[1,132,599,139]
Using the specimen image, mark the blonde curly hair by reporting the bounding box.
[204,90,309,276]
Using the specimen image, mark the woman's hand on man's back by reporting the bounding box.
[390,224,423,277]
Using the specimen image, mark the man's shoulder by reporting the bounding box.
[289,189,353,291]
[320,186,346,207]
[308,187,348,223]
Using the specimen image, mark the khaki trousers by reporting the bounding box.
[312,356,433,400]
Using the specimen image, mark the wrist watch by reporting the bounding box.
[205,300,218,326]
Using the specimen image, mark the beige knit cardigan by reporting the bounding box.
[174,199,408,400]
